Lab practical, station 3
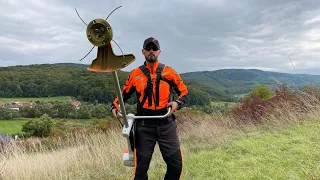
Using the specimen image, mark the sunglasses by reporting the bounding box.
[144,46,159,51]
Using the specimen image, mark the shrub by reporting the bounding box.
[19,106,42,118]
[231,84,320,126]
[0,107,20,120]
[22,114,55,137]
[231,96,266,124]
[188,87,211,106]
[75,106,92,119]
[248,84,273,100]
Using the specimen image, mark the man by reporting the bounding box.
[111,37,188,180]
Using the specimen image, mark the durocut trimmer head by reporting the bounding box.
[76,6,136,72]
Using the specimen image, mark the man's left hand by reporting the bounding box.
[167,101,179,117]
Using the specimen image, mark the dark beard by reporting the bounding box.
[145,54,157,62]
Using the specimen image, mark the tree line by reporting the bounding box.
[0,64,221,107]
[0,101,121,120]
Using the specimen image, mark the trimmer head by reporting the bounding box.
[76,7,136,72]
[86,18,113,47]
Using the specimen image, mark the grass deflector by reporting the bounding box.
[75,6,171,167]
[75,6,136,72]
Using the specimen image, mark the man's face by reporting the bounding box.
[142,43,161,63]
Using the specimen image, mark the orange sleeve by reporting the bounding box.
[111,70,136,110]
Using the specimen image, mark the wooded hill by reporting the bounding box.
[182,69,320,99]
[0,63,319,106]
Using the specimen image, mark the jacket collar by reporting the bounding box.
[144,60,160,72]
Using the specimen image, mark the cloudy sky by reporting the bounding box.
[1,0,320,75]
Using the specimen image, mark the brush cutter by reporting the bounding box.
[75,6,172,167]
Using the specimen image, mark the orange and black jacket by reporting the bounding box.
[111,60,188,114]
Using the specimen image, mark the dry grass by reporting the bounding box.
[0,127,132,179]
[0,91,320,179]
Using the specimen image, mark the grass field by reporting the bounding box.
[211,101,237,107]
[0,118,109,135]
[0,96,70,103]
[0,92,319,179]
[0,119,28,134]
[181,119,320,179]
[1,118,319,179]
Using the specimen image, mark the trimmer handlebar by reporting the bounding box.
[120,106,173,167]
[117,107,172,119]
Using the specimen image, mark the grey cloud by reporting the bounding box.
[1,0,320,75]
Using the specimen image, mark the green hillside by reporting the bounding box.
[181,69,320,95]
[0,63,130,104]
[0,64,319,105]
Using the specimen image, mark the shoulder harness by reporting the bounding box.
[138,63,173,110]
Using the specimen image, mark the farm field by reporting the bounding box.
[0,119,28,135]
[211,101,237,107]
[0,96,70,103]
[0,118,110,135]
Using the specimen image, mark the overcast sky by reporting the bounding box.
[1,0,320,75]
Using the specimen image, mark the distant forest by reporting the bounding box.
[0,63,319,106]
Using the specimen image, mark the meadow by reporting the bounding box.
[0,118,108,137]
[0,96,70,103]
[0,89,320,179]
[0,119,28,135]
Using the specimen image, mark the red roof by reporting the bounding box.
[71,101,79,106]
[20,102,30,105]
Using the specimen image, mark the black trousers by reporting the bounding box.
[132,116,183,180]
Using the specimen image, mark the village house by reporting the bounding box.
[71,101,81,110]
[5,101,33,111]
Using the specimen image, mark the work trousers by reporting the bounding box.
[132,116,183,180]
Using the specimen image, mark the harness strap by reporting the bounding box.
[138,63,166,111]
[156,63,165,107]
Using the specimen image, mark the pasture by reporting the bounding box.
[0,119,28,135]
[0,96,70,103]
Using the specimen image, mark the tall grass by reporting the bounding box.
[1,88,320,179]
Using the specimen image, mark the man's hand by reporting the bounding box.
[167,101,179,117]
[112,108,121,118]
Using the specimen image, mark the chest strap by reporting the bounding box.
[138,63,165,109]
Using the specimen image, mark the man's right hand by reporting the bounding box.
[112,108,121,118]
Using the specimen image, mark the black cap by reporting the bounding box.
[143,37,160,50]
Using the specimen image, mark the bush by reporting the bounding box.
[75,106,92,119]
[19,106,42,118]
[231,84,319,125]
[92,104,111,118]
[230,84,273,124]
[201,104,230,115]
[188,87,211,106]
[231,96,266,124]
[22,114,55,137]
[0,107,20,120]
[248,84,273,100]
